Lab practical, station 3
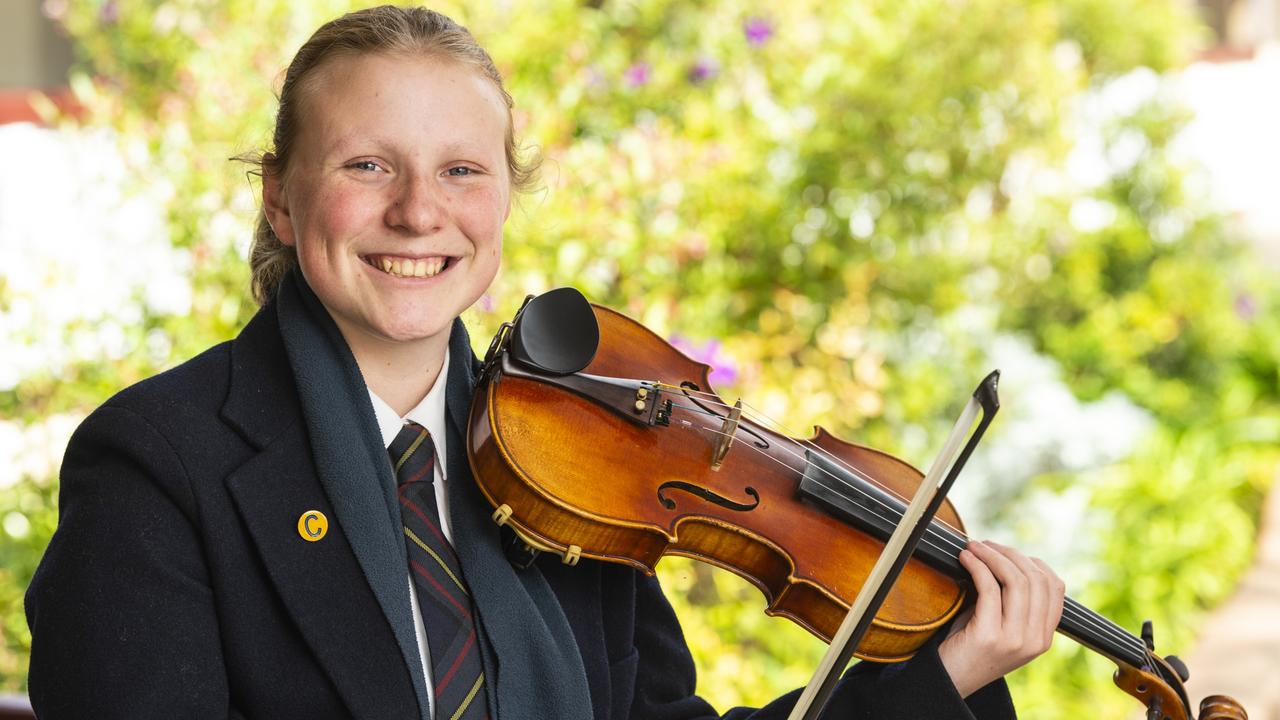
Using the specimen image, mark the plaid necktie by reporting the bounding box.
[390,422,489,720]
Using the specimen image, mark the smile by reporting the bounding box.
[361,254,455,279]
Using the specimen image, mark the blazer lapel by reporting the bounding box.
[273,274,433,718]
[220,307,422,719]
[225,428,420,718]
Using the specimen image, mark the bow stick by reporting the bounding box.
[787,371,1002,720]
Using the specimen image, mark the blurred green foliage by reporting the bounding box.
[3,1,1277,717]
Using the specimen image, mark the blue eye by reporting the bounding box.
[446,166,473,177]
[351,160,383,172]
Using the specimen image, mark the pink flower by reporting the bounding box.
[1234,292,1257,320]
[669,335,739,387]
[624,62,652,88]
[100,0,119,24]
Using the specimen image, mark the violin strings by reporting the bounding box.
[661,384,965,539]
[708,400,1152,661]
[651,387,1147,658]
[662,389,1151,659]
[657,398,1151,663]
[656,382,899,502]
[648,386,1148,659]
[656,381,907,514]
[795,468,1150,663]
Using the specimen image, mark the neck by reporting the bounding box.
[341,324,449,417]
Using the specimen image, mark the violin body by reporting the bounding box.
[468,303,965,662]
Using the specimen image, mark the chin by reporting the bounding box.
[376,318,455,344]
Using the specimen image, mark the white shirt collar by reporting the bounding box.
[367,346,450,477]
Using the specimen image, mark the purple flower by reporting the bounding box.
[477,293,496,313]
[743,16,774,47]
[687,56,719,84]
[669,335,740,387]
[99,0,119,24]
[1235,292,1258,320]
[624,62,652,88]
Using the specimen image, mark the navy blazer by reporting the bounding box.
[25,303,1014,719]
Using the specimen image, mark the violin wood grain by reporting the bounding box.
[468,304,964,662]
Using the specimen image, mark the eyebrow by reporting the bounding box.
[324,135,396,157]
[325,135,500,161]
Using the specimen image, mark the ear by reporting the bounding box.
[261,153,297,247]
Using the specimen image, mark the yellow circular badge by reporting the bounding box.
[297,510,328,542]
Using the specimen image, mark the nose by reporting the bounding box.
[385,173,446,235]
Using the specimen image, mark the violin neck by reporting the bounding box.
[916,518,1150,668]
[1056,597,1150,668]
[798,456,1152,668]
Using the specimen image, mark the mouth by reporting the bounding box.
[361,253,456,279]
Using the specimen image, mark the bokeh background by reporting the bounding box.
[2,1,1278,717]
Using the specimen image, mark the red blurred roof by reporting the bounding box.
[0,87,83,125]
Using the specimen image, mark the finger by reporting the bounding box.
[1031,556,1066,645]
[969,540,1030,629]
[962,538,1008,632]
[945,604,975,640]
[957,542,1002,637]
[988,542,1048,645]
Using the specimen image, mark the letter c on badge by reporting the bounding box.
[298,510,328,542]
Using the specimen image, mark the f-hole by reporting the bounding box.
[657,481,761,512]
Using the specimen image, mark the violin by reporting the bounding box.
[466,288,1248,720]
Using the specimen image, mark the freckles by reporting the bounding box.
[461,183,506,205]
[320,188,376,236]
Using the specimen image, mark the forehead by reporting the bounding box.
[294,52,509,151]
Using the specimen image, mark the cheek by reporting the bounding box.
[302,187,378,250]
[457,186,510,238]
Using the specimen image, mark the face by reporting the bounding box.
[264,53,511,355]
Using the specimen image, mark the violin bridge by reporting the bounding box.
[711,399,743,470]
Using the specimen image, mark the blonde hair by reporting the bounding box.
[242,5,537,304]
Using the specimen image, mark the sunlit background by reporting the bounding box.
[1,1,1277,718]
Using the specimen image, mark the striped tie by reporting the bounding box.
[390,422,489,720]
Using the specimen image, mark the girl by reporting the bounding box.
[27,6,1063,719]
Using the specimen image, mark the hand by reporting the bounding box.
[937,539,1065,698]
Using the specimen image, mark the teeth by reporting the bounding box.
[369,255,449,278]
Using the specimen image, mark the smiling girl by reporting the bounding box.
[26,6,1062,719]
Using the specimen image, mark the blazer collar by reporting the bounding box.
[221,302,300,451]
[225,297,477,453]
[444,317,480,438]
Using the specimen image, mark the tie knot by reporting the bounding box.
[389,421,436,486]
